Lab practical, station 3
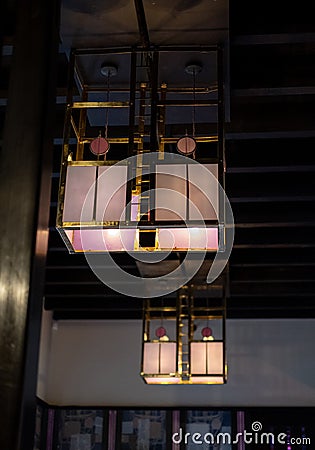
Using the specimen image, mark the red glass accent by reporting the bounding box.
[201,326,212,337]
[155,326,166,338]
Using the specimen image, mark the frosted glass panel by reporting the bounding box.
[144,377,180,384]
[158,228,218,251]
[63,166,96,222]
[188,164,218,221]
[70,229,136,252]
[143,342,176,374]
[155,164,187,221]
[191,342,223,375]
[190,343,206,373]
[160,343,177,373]
[158,228,190,250]
[207,342,223,374]
[189,376,225,384]
[96,166,127,222]
[143,343,159,374]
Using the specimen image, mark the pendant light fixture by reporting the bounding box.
[57,47,227,254]
[141,289,227,385]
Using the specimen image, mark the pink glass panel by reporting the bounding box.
[190,342,223,375]
[190,342,207,373]
[158,227,218,250]
[63,166,96,222]
[131,194,140,222]
[143,342,176,374]
[207,341,224,374]
[143,343,159,373]
[62,227,217,252]
[70,229,136,252]
[144,377,180,384]
[96,166,127,222]
[160,342,177,373]
[64,229,74,243]
[155,164,187,221]
[188,164,218,221]
[189,376,225,384]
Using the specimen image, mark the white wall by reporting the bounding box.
[36,308,53,399]
[39,319,315,406]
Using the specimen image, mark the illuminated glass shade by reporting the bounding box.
[141,294,227,385]
[190,341,226,384]
[142,342,179,384]
[57,162,221,253]
[62,165,128,224]
[61,227,218,253]
[155,164,218,221]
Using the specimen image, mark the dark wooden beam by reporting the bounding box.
[0,0,60,448]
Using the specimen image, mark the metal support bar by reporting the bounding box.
[73,45,218,55]
[86,86,217,93]
[161,136,218,143]
[128,50,137,157]
[71,101,129,108]
[150,51,159,152]
[77,89,88,160]
[157,99,218,106]
[70,116,80,142]
[80,137,142,144]
[217,45,226,227]
[158,83,167,156]
[134,0,150,49]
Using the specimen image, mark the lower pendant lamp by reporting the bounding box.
[141,295,227,385]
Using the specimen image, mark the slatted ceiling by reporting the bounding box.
[234,227,315,246]
[230,103,315,134]
[231,202,315,224]
[231,45,315,89]
[229,1,315,35]
[231,265,315,281]
[226,138,315,166]
[226,172,314,197]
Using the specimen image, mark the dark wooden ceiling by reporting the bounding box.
[4,1,315,320]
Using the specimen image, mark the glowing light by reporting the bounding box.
[107,229,120,237]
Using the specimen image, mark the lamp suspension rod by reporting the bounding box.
[192,67,196,137]
[105,71,110,139]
